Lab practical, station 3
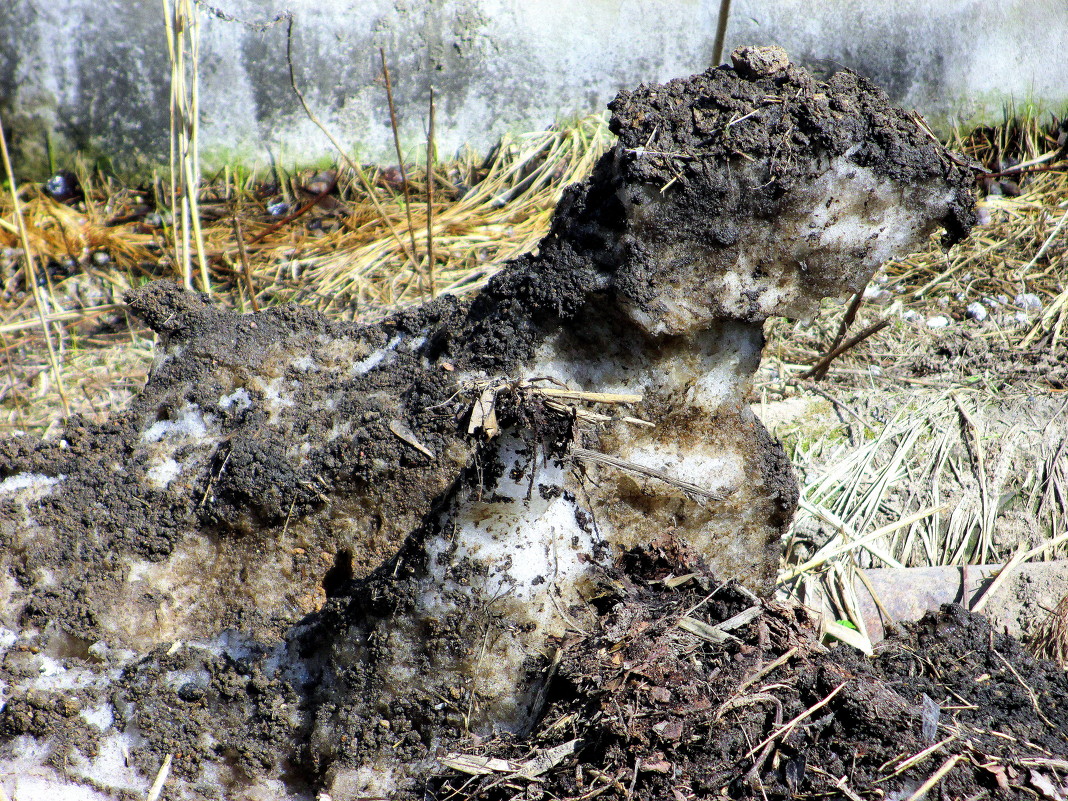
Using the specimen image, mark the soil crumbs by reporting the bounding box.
[431,550,1068,801]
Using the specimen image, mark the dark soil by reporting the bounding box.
[430,551,1068,801]
[0,48,997,799]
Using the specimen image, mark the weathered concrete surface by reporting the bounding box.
[1,0,1065,174]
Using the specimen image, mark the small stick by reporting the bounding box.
[992,648,1055,729]
[0,332,27,429]
[804,317,890,380]
[827,287,866,357]
[244,174,336,245]
[147,753,173,801]
[426,86,437,297]
[380,48,422,293]
[0,114,70,419]
[231,215,259,311]
[735,646,798,695]
[744,682,846,760]
[571,447,735,502]
[711,0,732,64]
[284,21,420,279]
[902,754,963,801]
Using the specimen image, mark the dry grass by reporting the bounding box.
[0,113,610,430]
[1030,591,1068,669]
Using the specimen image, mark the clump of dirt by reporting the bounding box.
[0,47,986,799]
[431,550,1068,801]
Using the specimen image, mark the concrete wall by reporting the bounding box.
[2,0,1066,175]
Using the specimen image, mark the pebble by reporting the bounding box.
[44,171,81,203]
[926,315,952,328]
[965,302,987,322]
[1015,293,1042,313]
[864,288,892,304]
[267,201,290,217]
[901,309,922,322]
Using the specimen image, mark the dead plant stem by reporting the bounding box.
[902,753,963,801]
[427,86,437,297]
[231,215,259,311]
[0,113,70,418]
[380,48,423,295]
[285,20,420,295]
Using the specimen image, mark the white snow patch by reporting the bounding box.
[218,387,252,412]
[67,730,151,794]
[78,702,114,731]
[145,458,181,488]
[351,335,402,376]
[622,443,742,497]
[291,355,318,372]
[0,473,62,495]
[141,404,214,443]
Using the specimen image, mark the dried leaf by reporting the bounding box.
[513,738,580,778]
[1029,770,1066,801]
[716,605,762,632]
[467,386,500,437]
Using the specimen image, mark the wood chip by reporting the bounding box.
[389,419,435,458]
[440,739,580,779]
[467,386,500,437]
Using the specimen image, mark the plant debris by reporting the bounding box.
[430,552,1068,801]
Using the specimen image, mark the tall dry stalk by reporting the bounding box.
[163,0,210,293]
[426,87,437,298]
[0,114,71,418]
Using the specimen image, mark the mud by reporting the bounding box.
[0,47,985,799]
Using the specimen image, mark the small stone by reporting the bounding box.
[267,201,290,217]
[965,302,988,322]
[731,45,790,78]
[44,171,81,203]
[92,251,111,265]
[1015,293,1042,313]
[926,315,951,328]
[863,284,891,304]
[901,309,922,322]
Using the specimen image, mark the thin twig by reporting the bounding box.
[244,175,336,245]
[711,0,732,64]
[231,214,259,311]
[427,86,437,298]
[744,682,846,760]
[902,754,963,801]
[146,753,173,801]
[804,317,891,380]
[992,648,1055,729]
[0,113,71,418]
[284,20,421,281]
[380,48,423,294]
[571,446,736,503]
